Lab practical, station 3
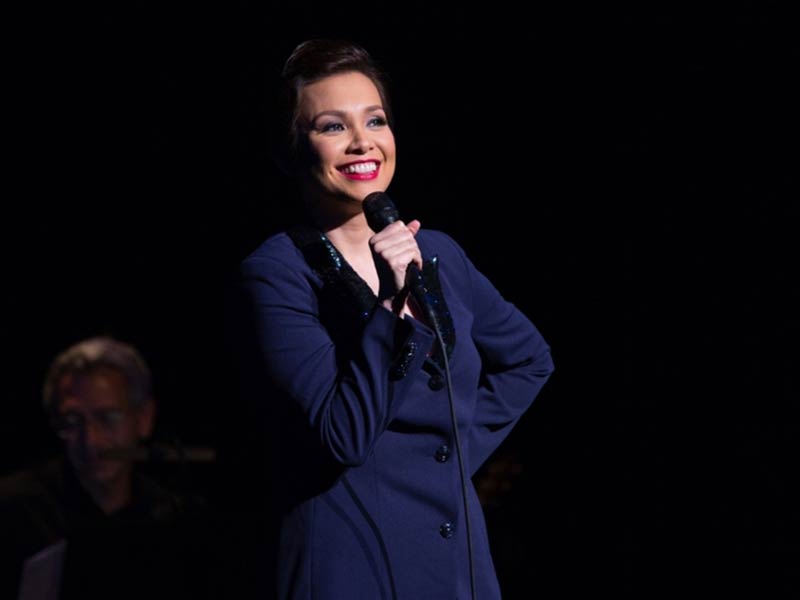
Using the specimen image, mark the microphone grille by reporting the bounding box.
[363,191,400,232]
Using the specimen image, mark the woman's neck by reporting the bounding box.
[302,190,381,292]
[323,213,372,254]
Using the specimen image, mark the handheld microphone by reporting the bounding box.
[362,191,438,329]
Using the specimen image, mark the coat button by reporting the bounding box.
[428,374,445,391]
[434,444,450,463]
[439,521,455,539]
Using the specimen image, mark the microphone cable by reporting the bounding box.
[364,191,477,600]
[432,322,477,600]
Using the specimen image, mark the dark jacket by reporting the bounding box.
[0,457,213,600]
[240,228,554,599]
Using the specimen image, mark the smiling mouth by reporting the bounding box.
[338,161,379,180]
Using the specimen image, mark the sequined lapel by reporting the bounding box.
[418,256,455,371]
[287,225,455,369]
[287,225,377,322]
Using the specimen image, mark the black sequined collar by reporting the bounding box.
[287,225,455,370]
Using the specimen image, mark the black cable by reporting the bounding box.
[362,192,476,598]
[433,324,477,600]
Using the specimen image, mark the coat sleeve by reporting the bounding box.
[445,237,555,475]
[241,254,435,467]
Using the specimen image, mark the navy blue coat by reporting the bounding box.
[240,227,554,599]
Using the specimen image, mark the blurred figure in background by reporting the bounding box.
[1,336,216,600]
[43,335,156,515]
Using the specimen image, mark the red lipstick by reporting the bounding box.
[338,160,380,181]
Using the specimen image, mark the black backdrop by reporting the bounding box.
[5,2,798,596]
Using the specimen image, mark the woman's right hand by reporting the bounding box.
[369,219,422,315]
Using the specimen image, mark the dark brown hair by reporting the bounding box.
[271,39,393,174]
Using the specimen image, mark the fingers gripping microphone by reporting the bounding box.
[362,192,439,330]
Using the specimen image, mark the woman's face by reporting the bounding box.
[297,71,396,211]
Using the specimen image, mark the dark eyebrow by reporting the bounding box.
[310,105,385,126]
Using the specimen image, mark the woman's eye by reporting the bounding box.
[319,122,344,133]
[368,116,387,127]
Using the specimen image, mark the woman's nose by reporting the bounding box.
[348,128,374,153]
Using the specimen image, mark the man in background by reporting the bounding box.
[1,336,216,599]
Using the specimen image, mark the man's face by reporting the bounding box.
[53,367,153,489]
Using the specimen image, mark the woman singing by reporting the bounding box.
[239,38,554,599]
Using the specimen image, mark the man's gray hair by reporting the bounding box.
[42,336,152,414]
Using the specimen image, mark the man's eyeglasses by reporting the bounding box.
[52,409,128,439]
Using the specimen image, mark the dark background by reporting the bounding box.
[5,2,798,596]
